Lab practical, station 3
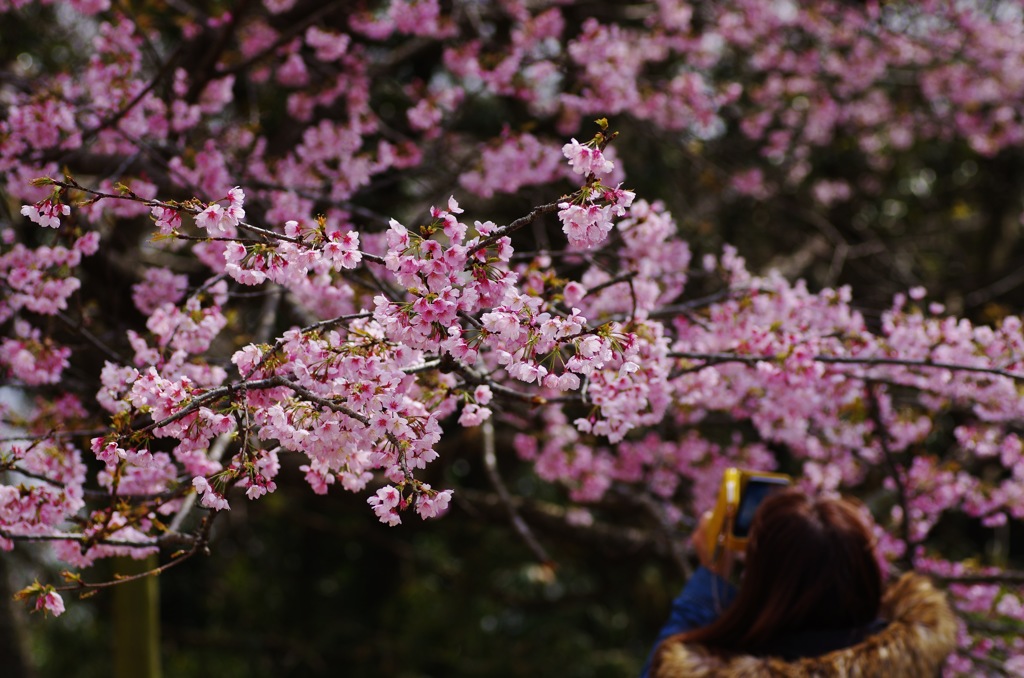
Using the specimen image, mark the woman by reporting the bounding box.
[644,488,957,677]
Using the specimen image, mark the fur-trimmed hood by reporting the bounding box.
[651,572,957,677]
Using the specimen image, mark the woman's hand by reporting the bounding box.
[691,511,740,579]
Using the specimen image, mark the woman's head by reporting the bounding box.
[682,487,883,652]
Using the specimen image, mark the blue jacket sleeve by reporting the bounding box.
[639,566,737,678]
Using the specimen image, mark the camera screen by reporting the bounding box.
[733,477,790,537]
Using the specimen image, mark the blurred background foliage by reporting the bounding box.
[14,452,675,677]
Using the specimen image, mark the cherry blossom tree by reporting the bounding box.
[2,0,1024,674]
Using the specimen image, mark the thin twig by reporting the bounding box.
[52,515,217,595]
[937,570,1024,585]
[584,270,639,297]
[56,310,123,363]
[455,362,582,405]
[614,487,691,578]
[254,284,284,345]
[481,420,552,566]
[212,0,349,79]
[954,649,1010,675]
[0,429,108,442]
[669,351,1024,381]
[644,289,750,320]
[960,615,1024,636]
[0,530,157,549]
[866,385,915,570]
[456,487,659,555]
[469,202,561,256]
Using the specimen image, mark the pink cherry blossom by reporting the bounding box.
[562,138,615,177]
[21,199,70,229]
[5,6,1024,669]
[35,589,65,617]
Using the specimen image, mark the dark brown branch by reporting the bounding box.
[481,420,552,566]
[184,0,255,102]
[866,385,915,570]
[965,265,1024,309]
[212,0,349,80]
[51,515,216,595]
[469,202,561,256]
[88,47,182,138]
[954,648,1011,675]
[937,570,1024,585]
[646,289,749,319]
[456,487,662,557]
[245,179,393,226]
[0,529,158,549]
[135,376,280,435]
[961,615,1024,636]
[613,486,691,578]
[584,270,639,297]
[669,351,1024,381]
[242,311,376,380]
[2,465,64,488]
[56,310,124,363]
[454,362,582,405]
[269,376,370,425]
[0,429,108,443]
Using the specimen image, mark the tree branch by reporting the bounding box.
[481,420,552,566]
[669,351,1024,381]
[866,385,915,570]
[469,202,561,256]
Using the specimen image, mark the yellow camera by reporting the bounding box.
[705,467,792,561]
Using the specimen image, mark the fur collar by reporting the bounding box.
[651,572,957,677]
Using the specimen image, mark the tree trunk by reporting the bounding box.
[113,555,162,678]
[0,554,36,678]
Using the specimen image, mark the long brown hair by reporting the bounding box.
[682,488,883,653]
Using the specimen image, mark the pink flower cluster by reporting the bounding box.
[367,483,453,526]
[350,0,455,40]
[145,281,228,355]
[0,230,97,320]
[132,267,189,315]
[555,137,636,249]
[0,320,71,385]
[195,187,245,237]
[460,131,566,198]
[14,583,65,618]
[20,199,70,229]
